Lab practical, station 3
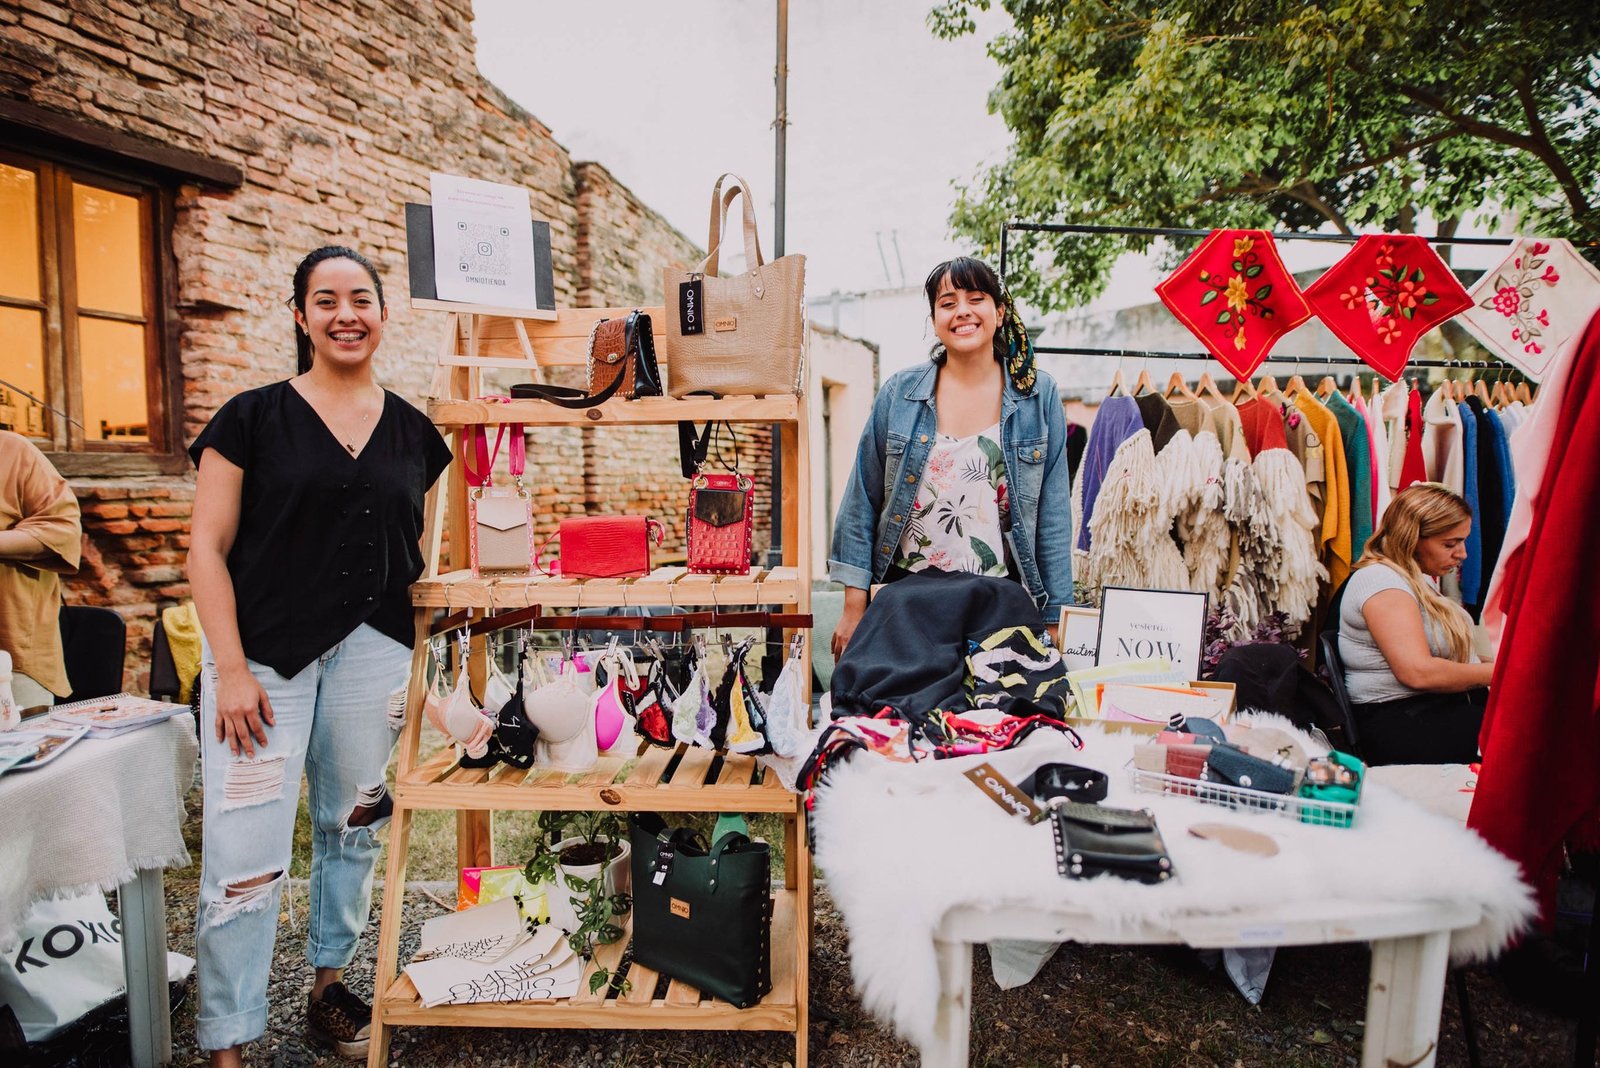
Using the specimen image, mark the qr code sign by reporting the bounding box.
[454,221,512,286]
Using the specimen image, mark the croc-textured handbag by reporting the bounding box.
[686,471,753,575]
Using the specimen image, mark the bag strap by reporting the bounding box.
[533,527,560,577]
[677,421,715,479]
[510,371,625,409]
[707,830,752,891]
[695,173,764,277]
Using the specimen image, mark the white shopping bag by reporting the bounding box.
[0,891,194,1042]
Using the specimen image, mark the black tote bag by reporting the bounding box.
[629,813,772,1008]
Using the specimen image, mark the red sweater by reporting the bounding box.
[1398,387,1427,490]
[1466,311,1600,927]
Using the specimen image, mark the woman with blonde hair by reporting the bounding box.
[1338,483,1493,764]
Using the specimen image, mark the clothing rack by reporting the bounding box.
[998,221,1535,371]
[429,604,812,638]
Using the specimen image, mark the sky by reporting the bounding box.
[472,0,1015,301]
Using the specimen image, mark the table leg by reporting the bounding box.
[118,868,172,1068]
[927,938,974,1068]
[1364,929,1452,1068]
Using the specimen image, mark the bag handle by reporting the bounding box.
[695,173,764,278]
[707,830,752,891]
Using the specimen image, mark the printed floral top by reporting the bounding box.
[893,422,1010,577]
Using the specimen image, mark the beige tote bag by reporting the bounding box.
[664,174,806,398]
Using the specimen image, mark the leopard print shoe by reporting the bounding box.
[306,981,372,1059]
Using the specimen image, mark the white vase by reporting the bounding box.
[546,836,632,934]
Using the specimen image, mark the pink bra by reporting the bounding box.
[591,651,638,754]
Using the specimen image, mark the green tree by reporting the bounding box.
[932,0,1600,312]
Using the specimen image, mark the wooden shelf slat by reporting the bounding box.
[379,890,800,1031]
[428,394,799,428]
[411,567,801,610]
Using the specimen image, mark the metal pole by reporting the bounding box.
[767,0,789,573]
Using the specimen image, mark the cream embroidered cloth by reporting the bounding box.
[1458,238,1600,381]
[0,713,197,952]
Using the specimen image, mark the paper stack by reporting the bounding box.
[405,896,583,1007]
[49,693,187,738]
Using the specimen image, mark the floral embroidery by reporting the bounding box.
[1155,229,1312,380]
[1361,240,1443,344]
[1197,240,1279,354]
[1478,241,1562,356]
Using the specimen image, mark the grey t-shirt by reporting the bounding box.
[1338,562,1472,704]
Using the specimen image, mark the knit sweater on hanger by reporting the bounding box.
[1073,395,1143,553]
[1327,390,1374,564]
[1294,391,1352,593]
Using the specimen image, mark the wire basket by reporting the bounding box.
[1128,766,1359,829]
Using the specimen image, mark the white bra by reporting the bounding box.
[526,659,597,772]
[424,664,494,759]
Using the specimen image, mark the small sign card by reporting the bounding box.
[1095,586,1210,682]
[429,172,542,310]
[1056,606,1100,672]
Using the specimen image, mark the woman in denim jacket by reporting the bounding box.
[829,256,1073,655]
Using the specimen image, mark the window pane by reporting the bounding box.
[0,305,48,437]
[73,182,144,316]
[77,316,149,442]
[0,164,41,301]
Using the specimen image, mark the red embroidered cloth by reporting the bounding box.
[1155,229,1312,380]
[1303,234,1472,382]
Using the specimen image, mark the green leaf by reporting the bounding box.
[1411,267,1425,283]
[1215,310,1232,323]
[1200,288,1218,305]
[1231,259,1244,272]
[970,537,999,571]
[1379,268,1395,280]
[1254,284,1273,300]
[1245,264,1264,278]
[589,969,610,995]
[1423,293,1439,305]
[1402,306,1415,320]
[976,434,1004,469]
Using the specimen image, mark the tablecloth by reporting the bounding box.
[811,717,1534,1051]
[0,714,198,952]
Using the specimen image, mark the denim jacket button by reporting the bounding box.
[894,514,903,522]
[1033,449,1041,459]
[881,546,891,554]
[905,474,915,483]
[919,434,928,443]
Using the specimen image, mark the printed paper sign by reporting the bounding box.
[1095,587,1209,682]
[429,172,541,309]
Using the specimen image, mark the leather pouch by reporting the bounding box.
[1051,801,1175,884]
[464,423,533,576]
[538,515,665,579]
[587,310,662,401]
[629,813,772,1008]
[1203,742,1299,795]
[687,472,753,575]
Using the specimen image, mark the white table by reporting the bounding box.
[1,713,198,1067]
[929,897,1481,1068]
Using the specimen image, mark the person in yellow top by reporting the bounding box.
[0,430,82,707]
[1293,390,1352,592]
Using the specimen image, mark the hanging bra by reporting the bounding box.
[482,666,517,717]
[670,662,707,747]
[423,648,494,759]
[761,648,807,758]
[459,654,538,770]
[526,659,597,773]
[590,651,638,755]
[634,659,675,748]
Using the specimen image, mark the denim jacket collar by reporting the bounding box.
[903,360,1023,424]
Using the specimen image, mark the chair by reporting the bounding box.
[58,605,127,701]
[149,615,181,703]
[1315,630,1362,759]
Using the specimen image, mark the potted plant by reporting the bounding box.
[522,811,633,994]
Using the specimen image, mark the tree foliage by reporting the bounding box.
[932,0,1600,312]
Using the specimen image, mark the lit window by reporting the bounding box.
[0,153,167,456]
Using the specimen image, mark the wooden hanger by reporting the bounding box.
[1231,374,1258,403]
[1515,380,1533,405]
[1473,376,1491,404]
[1370,376,1383,404]
[1256,373,1280,395]
[1107,366,1127,397]
[1196,371,1228,405]
[1491,378,1510,408]
[1164,370,1197,401]
[1282,373,1307,399]
[1317,374,1338,399]
[1131,366,1153,396]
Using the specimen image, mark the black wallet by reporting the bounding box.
[1050,801,1175,884]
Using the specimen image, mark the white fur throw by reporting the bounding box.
[811,715,1533,1054]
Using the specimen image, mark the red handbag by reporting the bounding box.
[686,471,754,575]
[536,516,665,579]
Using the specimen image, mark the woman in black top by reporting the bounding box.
[187,246,451,1065]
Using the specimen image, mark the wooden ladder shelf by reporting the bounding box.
[368,306,813,1066]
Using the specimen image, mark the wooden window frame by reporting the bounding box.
[1,147,185,477]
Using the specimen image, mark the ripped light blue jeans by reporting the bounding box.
[195,623,409,1051]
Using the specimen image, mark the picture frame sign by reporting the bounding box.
[1056,606,1101,672]
[1095,586,1209,681]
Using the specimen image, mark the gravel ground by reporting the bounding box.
[18,869,1584,1068]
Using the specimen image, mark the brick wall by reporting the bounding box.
[0,0,749,689]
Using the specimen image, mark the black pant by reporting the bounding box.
[1352,688,1489,766]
